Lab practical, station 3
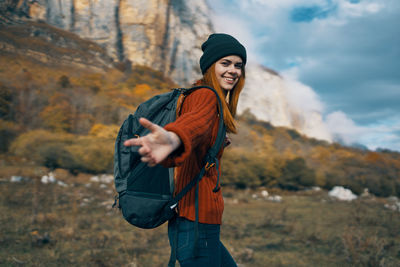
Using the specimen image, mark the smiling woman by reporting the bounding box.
[123,33,247,266]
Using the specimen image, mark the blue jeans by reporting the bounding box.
[168,217,237,267]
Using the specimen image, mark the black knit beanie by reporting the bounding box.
[200,33,247,74]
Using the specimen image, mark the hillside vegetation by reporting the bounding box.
[1,19,400,198]
[224,112,400,197]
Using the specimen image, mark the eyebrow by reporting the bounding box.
[221,59,243,65]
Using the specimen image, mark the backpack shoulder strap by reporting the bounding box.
[170,85,226,204]
[168,86,227,266]
[175,93,186,117]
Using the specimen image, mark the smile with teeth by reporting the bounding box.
[224,77,236,83]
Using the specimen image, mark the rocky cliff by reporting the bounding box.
[10,0,213,85]
[239,65,332,141]
[0,0,332,142]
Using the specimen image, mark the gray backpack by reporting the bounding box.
[113,86,226,229]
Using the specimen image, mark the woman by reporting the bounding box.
[124,33,246,266]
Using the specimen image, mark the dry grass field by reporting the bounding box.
[1,164,399,267]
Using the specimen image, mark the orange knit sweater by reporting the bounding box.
[162,88,225,224]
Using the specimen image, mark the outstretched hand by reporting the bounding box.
[123,118,181,167]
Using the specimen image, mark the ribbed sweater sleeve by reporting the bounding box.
[162,88,218,166]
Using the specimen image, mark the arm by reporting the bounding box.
[123,88,218,167]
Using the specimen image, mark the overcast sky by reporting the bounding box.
[207,0,400,151]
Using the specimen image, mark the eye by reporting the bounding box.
[234,63,243,69]
[221,61,230,66]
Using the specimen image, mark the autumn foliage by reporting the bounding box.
[0,44,176,173]
[222,113,400,197]
[1,21,400,197]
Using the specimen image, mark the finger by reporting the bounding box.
[141,156,151,162]
[124,138,141,147]
[138,146,150,156]
[141,156,156,166]
[139,118,160,133]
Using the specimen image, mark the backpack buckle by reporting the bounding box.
[205,162,215,171]
[112,195,121,209]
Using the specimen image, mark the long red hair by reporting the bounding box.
[195,63,245,134]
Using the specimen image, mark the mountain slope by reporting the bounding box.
[1,0,335,143]
[0,20,114,71]
[1,5,399,198]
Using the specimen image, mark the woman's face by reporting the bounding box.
[214,55,243,91]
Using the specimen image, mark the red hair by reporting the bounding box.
[195,63,245,134]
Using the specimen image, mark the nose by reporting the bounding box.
[227,65,240,76]
[228,67,242,78]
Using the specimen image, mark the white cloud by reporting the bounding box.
[281,67,324,113]
[365,3,383,13]
[227,0,386,27]
[325,111,368,145]
[340,1,383,17]
[250,0,326,9]
[325,112,400,151]
[360,116,400,151]
[208,0,400,151]
[210,13,260,64]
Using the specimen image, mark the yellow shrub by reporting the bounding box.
[10,130,74,158]
[89,124,120,139]
[9,130,114,173]
[66,136,114,173]
[0,119,20,152]
[133,83,152,98]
